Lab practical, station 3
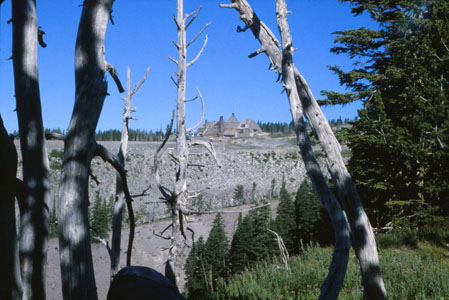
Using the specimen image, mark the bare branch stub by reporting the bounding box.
[106,62,125,93]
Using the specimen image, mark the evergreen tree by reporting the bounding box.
[185,236,208,299]
[273,181,297,254]
[250,203,277,261]
[233,184,245,205]
[204,214,228,288]
[228,213,254,274]
[294,180,333,248]
[322,0,449,226]
[90,191,110,240]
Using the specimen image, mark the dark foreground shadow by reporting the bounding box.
[107,266,185,300]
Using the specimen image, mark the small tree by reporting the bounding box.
[228,213,254,274]
[204,214,228,288]
[90,192,110,241]
[274,181,296,254]
[250,204,276,261]
[233,184,245,205]
[185,236,208,299]
[295,180,333,248]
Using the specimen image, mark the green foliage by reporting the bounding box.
[323,0,449,226]
[184,236,209,299]
[49,149,63,159]
[95,128,166,141]
[228,213,254,274]
[90,191,111,241]
[204,214,228,282]
[233,184,245,205]
[273,181,296,254]
[251,182,257,204]
[212,245,449,299]
[294,180,333,249]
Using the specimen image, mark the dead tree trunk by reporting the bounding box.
[110,66,149,279]
[0,115,22,300]
[220,0,386,299]
[155,0,211,287]
[11,0,51,299]
[57,1,116,299]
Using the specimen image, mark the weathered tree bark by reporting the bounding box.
[110,66,149,279]
[155,0,211,287]
[11,1,51,299]
[57,1,115,299]
[220,0,386,299]
[0,115,22,300]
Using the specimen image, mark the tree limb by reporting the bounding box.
[183,203,269,215]
[106,62,125,93]
[154,110,175,201]
[130,66,150,97]
[187,22,211,48]
[189,139,221,167]
[185,6,202,29]
[186,88,205,134]
[93,143,135,266]
[186,34,208,67]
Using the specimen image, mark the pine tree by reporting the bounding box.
[228,213,254,274]
[185,236,208,299]
[204,214,228,289]
[273,181,297,254]
[90,191,109,240]
[233,184,245,205]
[295,180,333,248]
[251,203,277,261]
[322,0,449,226]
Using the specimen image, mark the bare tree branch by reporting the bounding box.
[130,67,150,97]
[183,203,269,215]
[89,170,100,185]
[154,111,176,201]
[93,143,135,266]
[45,132,65,140]
[186,88,205,134]
[268,229,289,270]
[170,76,179,87]
[186,34,208,67]
[185,6,202,29]
[106,62,125,93]
[190,140,221,167]
[187,22,211,48]
[168,56,179,65]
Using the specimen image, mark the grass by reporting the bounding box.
[211,243,449,299]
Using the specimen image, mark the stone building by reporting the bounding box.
[196,113,263,138]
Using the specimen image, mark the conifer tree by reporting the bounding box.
[228,213,254,274]
[250,203,276,261]
[274,181,297,254]
[295,180,333,248]
[322,0,449,226]
[90,192,109,240]
[185,236,208,299]
[204,214,228,288]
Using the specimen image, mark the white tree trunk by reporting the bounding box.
[11,0,51,299]
[0,116,23,300]
[58,1,114,299]
[220,0,386,298]
[110,66,149,279]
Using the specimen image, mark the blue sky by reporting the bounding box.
[0,0,376,132]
